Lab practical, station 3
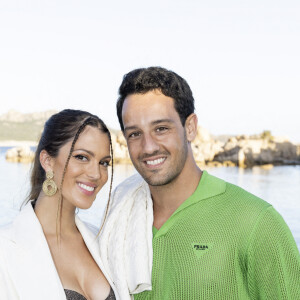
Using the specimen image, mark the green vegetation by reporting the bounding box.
[0,119,117,142]
[260,130,274,141]
[0,121,43,142]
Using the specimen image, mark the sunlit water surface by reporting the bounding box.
[0,147,299,250]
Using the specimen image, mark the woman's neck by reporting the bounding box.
[34,194,78,237]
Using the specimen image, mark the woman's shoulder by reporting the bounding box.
[0,222,16,253]
[0,216,15,236]
[0,202,39,248]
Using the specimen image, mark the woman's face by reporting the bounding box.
[51,126,111,210]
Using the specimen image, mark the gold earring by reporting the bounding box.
[42,170,57,196]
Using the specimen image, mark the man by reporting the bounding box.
[100,67,300,299]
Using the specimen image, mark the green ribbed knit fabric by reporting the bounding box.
[134,171,300,300]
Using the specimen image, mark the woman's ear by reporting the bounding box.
[39,150,54,173]
[185,113,198,142]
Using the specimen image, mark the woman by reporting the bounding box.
[0,109,118,300]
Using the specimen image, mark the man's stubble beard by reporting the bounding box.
[130,133,189,187]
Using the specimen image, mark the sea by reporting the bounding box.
[0,146,299,250]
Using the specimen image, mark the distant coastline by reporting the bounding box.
[1,110,299,167]
[0,140,37,147]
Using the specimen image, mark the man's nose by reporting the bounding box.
[142,133,160,154]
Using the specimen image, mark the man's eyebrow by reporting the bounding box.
[151,119,175,125]
[124,119,175,133]
[124,125,139,133]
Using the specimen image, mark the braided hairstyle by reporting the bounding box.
[27,109,114,238]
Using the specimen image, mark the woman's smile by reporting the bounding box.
[77,182,97,196]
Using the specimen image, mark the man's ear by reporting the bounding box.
[39,150,55,173]
[185,113,198,142]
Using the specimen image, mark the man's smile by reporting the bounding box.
[145,157,166,167]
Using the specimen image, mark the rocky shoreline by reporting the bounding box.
[4,127,300,167]
[192,127,300,168]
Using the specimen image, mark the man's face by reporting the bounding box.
[122,90,189,186]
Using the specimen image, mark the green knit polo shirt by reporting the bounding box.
[134,171,300,300]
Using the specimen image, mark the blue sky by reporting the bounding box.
[0,0,299,142]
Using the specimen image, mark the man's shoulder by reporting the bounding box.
[205,172,271,217]
[225,180,270,206]
[216,179,274,229]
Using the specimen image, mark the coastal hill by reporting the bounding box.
[1,110,300,167]
[0,110,120,143]
[0,110,58,142]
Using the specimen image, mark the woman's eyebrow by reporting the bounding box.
[73,149,111,160]
[73,149,95,157]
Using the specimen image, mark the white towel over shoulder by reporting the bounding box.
[99,173,153,300]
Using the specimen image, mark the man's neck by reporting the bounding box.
[150,161,202,230]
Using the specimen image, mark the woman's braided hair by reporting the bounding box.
[27,109,114,240]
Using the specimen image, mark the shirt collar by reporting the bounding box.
[153,171,226,238]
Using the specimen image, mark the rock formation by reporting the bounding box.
[5,125,300,168]
[5,146,35,163]
[191,127,224,164]
[213,135,300,167]
[111,131,131,164]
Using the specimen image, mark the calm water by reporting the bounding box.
[0,147,299,250]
